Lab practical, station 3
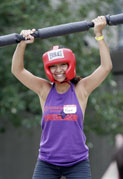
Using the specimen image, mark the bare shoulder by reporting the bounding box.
[74,79,88,98]
[74,79,89,117]
[38,79,52,110]
[39,79,52,98]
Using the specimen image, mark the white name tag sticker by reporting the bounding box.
[63,105,77,114]
[48,49,64,61]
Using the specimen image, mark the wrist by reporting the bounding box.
[95,33,103,37]
[95,35,104,41]
[18,41,27,48]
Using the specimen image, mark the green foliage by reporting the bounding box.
[0,0,122,136]
[85,87,123,136]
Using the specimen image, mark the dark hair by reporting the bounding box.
[70,76,82,85]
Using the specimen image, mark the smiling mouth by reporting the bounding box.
[54,74,65,79]
[56,74,64,77]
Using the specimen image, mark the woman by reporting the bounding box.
[11,16,112,179]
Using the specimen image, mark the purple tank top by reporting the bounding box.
[38,82,88,166]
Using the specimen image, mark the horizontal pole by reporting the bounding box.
[0,13,123,47]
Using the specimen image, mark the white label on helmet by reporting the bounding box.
[48,49,64,61]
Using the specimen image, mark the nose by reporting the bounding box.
[55,65,62,73]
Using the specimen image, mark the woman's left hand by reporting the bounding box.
[92,16,107,37]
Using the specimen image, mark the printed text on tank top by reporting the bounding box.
[39,81,88,118]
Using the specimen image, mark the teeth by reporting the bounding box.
[56,74,63,77]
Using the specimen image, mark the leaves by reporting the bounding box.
[0,0,122,136]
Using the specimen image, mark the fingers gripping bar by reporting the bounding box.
[0,13,123,47]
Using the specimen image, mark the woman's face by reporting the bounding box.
[49,63,68,82]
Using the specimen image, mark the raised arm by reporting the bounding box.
[81,16,113,95]
[11,29,51,95]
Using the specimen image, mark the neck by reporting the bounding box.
[55,81,71,94]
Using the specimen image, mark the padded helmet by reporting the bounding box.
[42,46,76,82]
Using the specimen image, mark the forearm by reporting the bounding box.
[92,16,113,72]
[97,38,113,71]
[11,42,26,74]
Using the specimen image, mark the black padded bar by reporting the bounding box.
[0,13,123,47]
[37,21,90,39]
[106,13,123,25]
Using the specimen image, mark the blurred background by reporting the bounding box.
[0,0,123,179]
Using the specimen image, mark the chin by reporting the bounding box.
[55,77,66,82]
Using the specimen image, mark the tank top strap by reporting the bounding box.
[70,81,74,90]
[52,83,55,87]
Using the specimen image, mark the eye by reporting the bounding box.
[61,63,68,67]
[62,63,66,66]
[49,65,56,68]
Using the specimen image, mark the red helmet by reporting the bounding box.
[42,46,76,82]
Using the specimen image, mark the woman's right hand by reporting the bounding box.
[20,29,36,44]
